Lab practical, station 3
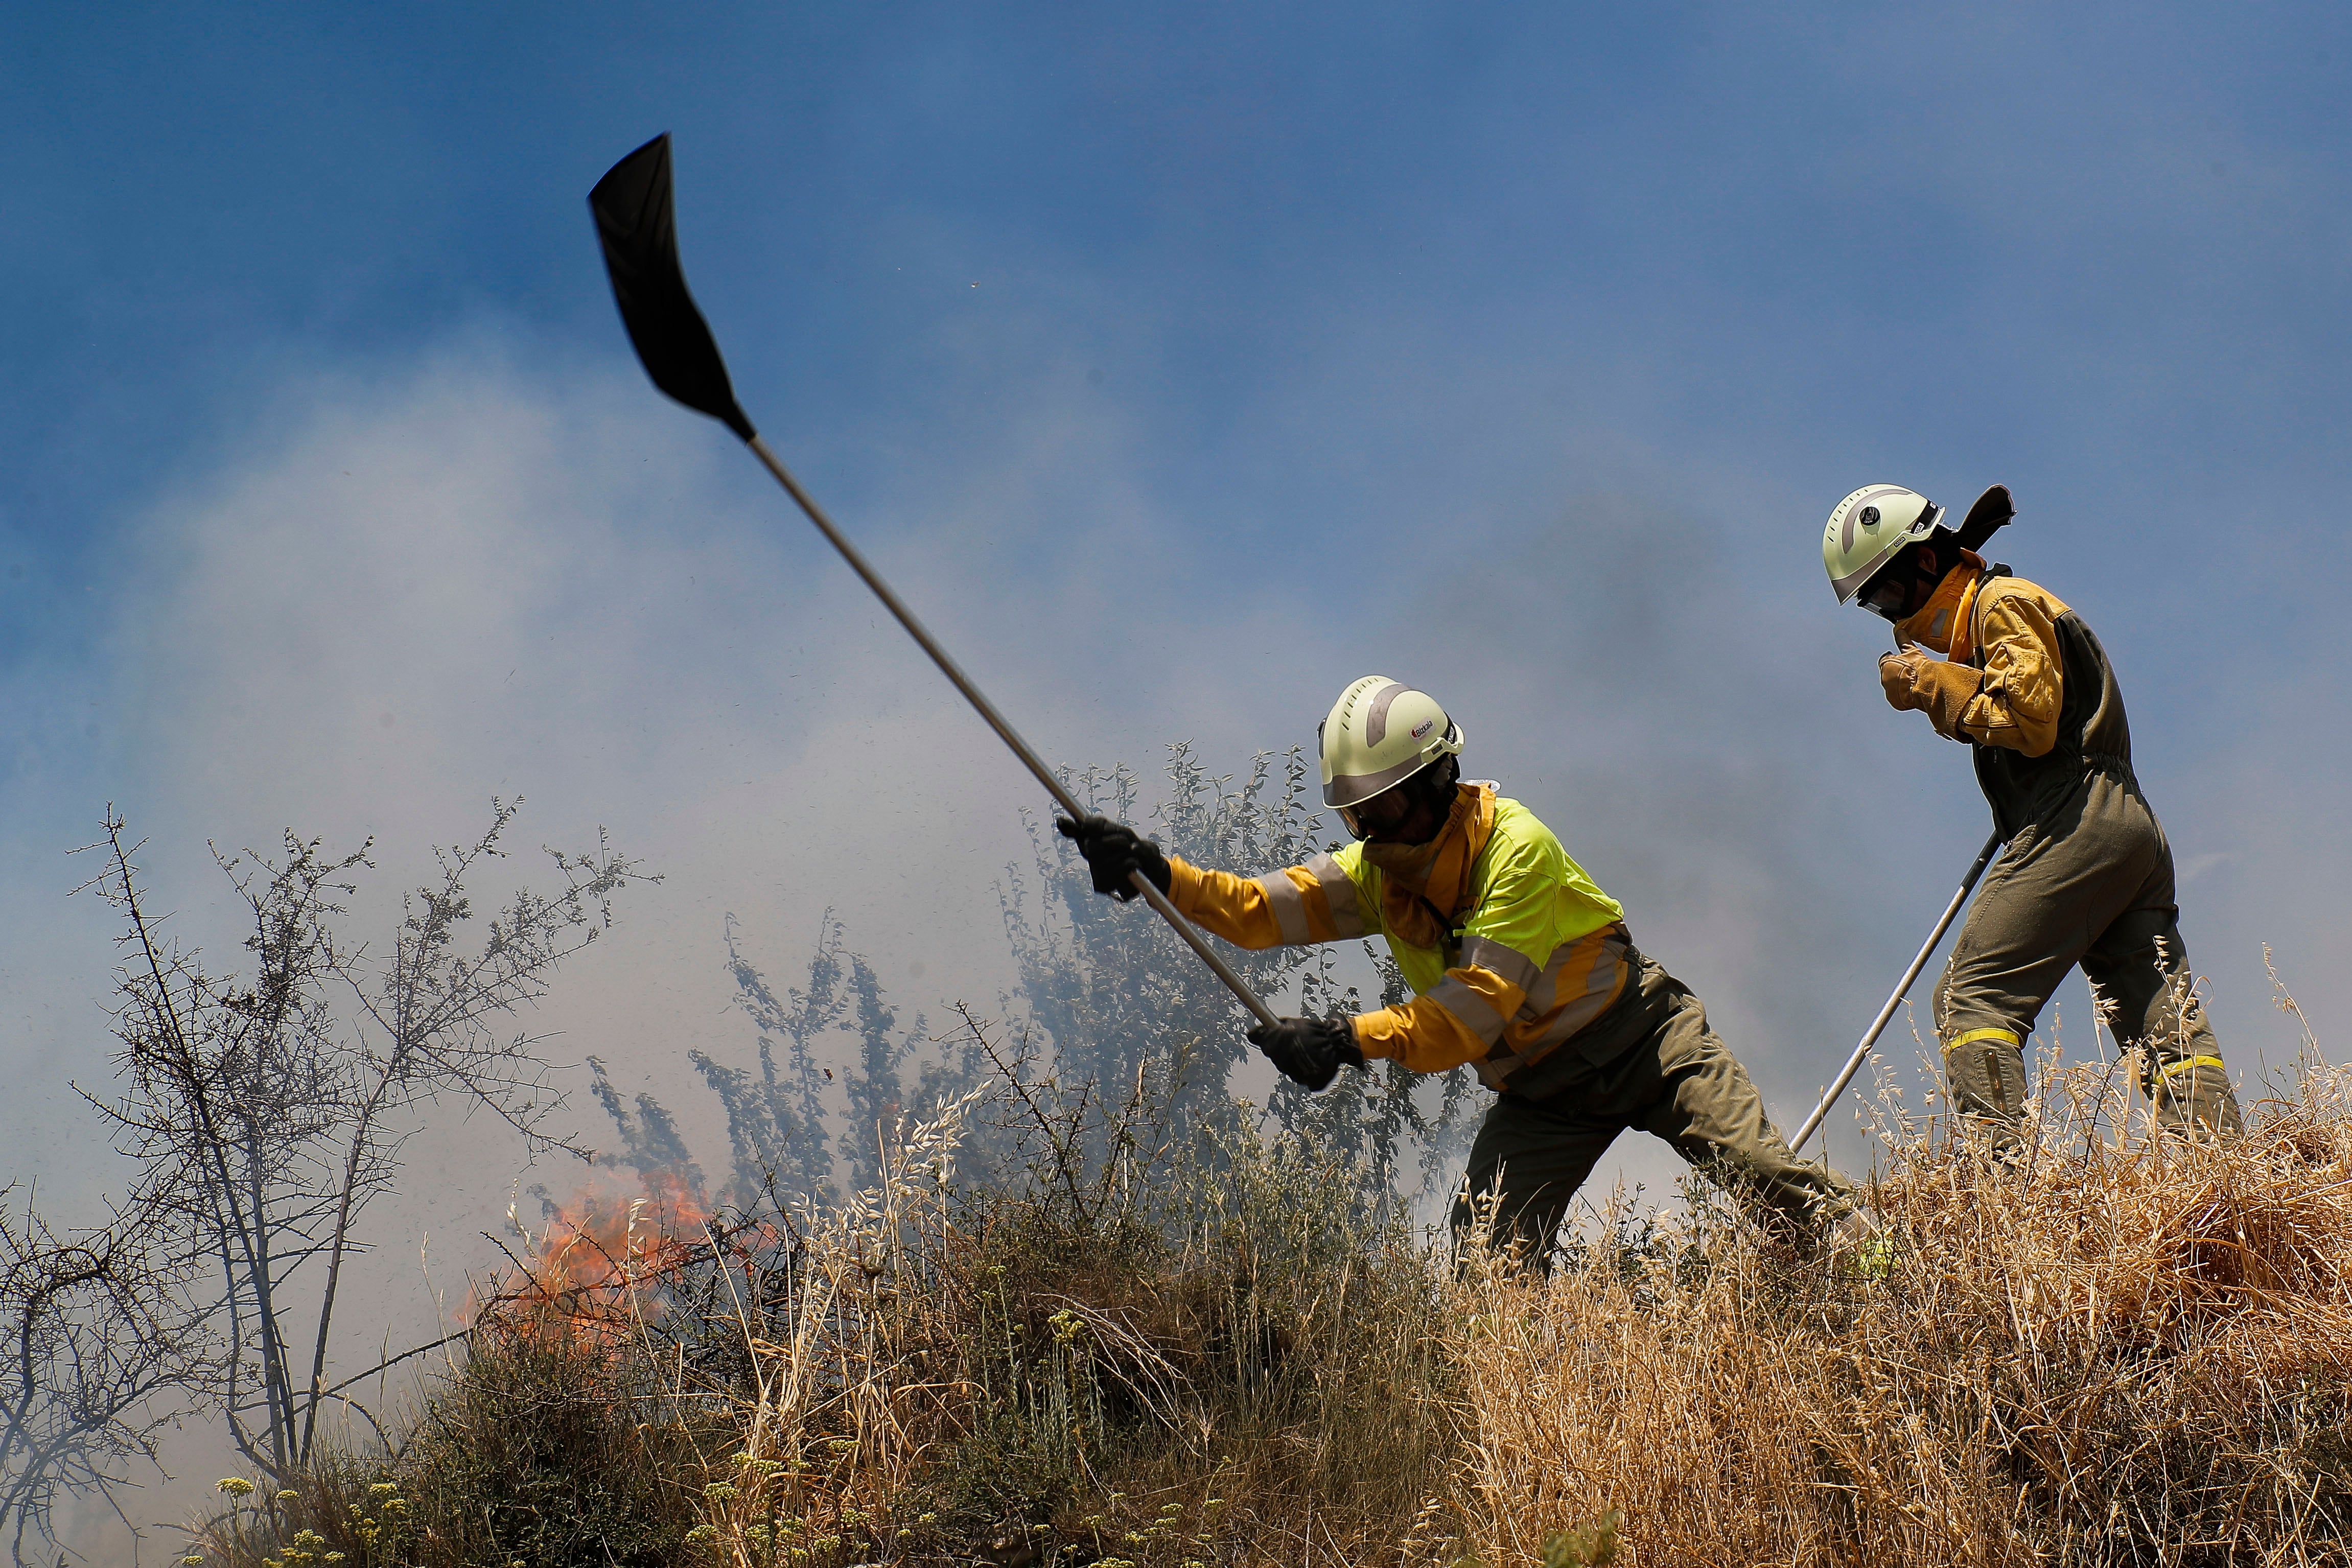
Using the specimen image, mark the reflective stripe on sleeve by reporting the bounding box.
[1516,928,1629,1048]
[1476,931,1622,1091]
[1460,934,1539,994]
[1252,871,1312,946]
[1305,853,1369,939]
[1427,974,1507,1046]
[1525,956,1622,1048]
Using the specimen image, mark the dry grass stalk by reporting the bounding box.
[690,1087,986,1564]
[691,1065,1464,1566]
[1452,1056,2352,1567]
[195,1008,2352,1567]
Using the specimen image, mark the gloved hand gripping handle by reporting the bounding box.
[1248,1015,1365,1092]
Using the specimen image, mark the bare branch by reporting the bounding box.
[46,800,652,1510]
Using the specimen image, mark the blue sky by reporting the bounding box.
[15,6,2348,596]
[5,3,2349,1531]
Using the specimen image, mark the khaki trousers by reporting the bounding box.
[1937,766,2242,1148]
[1453,958,1856,1266]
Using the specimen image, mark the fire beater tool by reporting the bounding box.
[1791,826,2006,1152]
[588,133,1279,1030]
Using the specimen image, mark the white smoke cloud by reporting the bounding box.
[15,323,2346,1552]
[2,345,1076,1545]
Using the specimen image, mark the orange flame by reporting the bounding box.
[484,1172,711,1347]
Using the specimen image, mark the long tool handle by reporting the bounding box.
[1790,827,2005,1152]
[744,436,1282,1029]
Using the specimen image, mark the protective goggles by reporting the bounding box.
[1336,786,1413,841]
[1857,557,1920,622]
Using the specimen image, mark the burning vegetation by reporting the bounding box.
[190,1006,2352,1568]
[491,1176,715,1351]
[33,760,2350,1565]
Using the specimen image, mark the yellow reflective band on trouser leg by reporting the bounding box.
[1942,1026,2022,1055]
[1941,1025,2028,1143]
[2143,1052,2243,1137]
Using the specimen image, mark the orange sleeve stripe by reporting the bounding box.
[1351,994,1492,1074]
[1166,857,1347,951]
[1428,966,1524,1043]
[1352,961,1527,1075]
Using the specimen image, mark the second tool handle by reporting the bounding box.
[1791,826,2006,1151]
[744,436,1281,1029]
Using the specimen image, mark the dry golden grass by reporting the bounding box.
[200,1023,2352,1567]
[688,1088,1463,1566]
[1453,1054,2352,1567]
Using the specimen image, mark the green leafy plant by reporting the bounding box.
[1540,1507,1621,1566]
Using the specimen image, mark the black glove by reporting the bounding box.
[1247,1016,1365,1092]
[1054,813,1172,901]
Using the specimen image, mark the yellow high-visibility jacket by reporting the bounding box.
[1167,793,1628,1089]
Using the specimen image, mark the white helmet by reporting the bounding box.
[1822,484,1947,606]
[1318,676,1464,809]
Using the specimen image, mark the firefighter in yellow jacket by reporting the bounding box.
[1058,676,1869,1263]
[1824,483,2242,1148]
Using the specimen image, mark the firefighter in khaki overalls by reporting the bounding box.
[1056,676,1874,1266]
[1824,483,2243,1150]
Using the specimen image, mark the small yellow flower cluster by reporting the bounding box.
[256,1526,343,1567]
[341,1480,409,1563]
[1082,1491,1225,1566]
